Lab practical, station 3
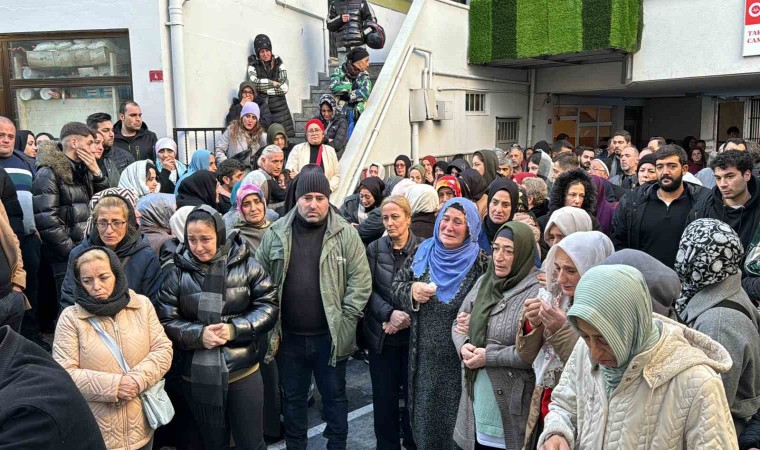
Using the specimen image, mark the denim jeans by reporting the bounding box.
[277,332,348,450]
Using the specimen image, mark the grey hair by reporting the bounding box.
[258,144,284,166]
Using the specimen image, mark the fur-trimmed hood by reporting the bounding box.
[36,140,74,185]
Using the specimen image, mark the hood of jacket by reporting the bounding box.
[642,315,733,389]
[113,121,152,142]
[680,272,760,327]
[266,123,288,146]
[36,142,76,185]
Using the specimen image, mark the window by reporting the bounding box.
[496,118,519,147]
[466,93,486,113]
[1,31,132,135]
[553,106,613,147]
[746,98,760,142]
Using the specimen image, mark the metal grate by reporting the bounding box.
[747,99,760,142]
[465,93,486,112]
[496,118,519,147]
[172,127,226,164]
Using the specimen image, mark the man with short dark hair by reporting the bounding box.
[508,145,524,172]
[605,130,631,177]
[575,145,596,170]
[725,138,748,152]
[611,144,709,267]
[33,122,108,305]
[112,101,158,161]
[552,140,574,157]
[610,145,640,190]
[551,153,579,181]
[647,136,667,151]
[688,150,760,250]
[256,172,371,450]
[728,126,741,139]
[86,112,134,173]
[216,159,245,214]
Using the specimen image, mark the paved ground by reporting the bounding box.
[268,358,377,449]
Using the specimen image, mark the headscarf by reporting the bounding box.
[513,172,536,185]
[382,175,403,197]
[601,249,681,317]
[358,177,385,208]
[591,158,610,178]
[434,160,449,176]
[390,179,415,197]
[482,178,520,242]
[237,170,270,205]
[73,247,131,317]
[365,161,386,180]
[175,149,212,193]
[543,207,593,246]
[118,160,160,197]
[13,130,33,154]
[170,206,195,241]
[154,137,187,184]
[234,184,270,249]
[136,194,176,252]
[590,175,617,235]
[422,155,437,169]
[266,123,289,147]
[394,155,411,177]
[467,222,536,391]
[674,219,743,315]
[409,164,425,181]
[446,158,470,175]
[411,198,482,303]
[318,93,339,124]
[458,168,488,201]
[474,149,500,185]
[176,170,218,208]
[535,230,614,388]
[435,175,462,198]
[568,265,661,395]
[538,151,552,179]
[84,187,139,235]
[405,184,438,214]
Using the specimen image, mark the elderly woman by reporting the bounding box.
[314,94,348,158]
[174,149,216,193]
[406,183,438,239]
[518,231,614,448]
[472,149,500,186]
[60,189,161,310]
[136,193,176,254]
[478,178,520,254]
[158,205,278,449]
[216,102,267,166]
[53,247,172,450]
[394,155,412,178]
[154,138,187,194]
[542,206,593,249]
[538,265,738,450]
[340,177,384,226]
[452,222,541,450]
[365,196,422,450]
[118,160,160,198]
[436,175,462,206]
[365,161,386,180]
[392,197,489,450]
[285,119,340,191]
[232,183,271,250]
[674,219,760,433]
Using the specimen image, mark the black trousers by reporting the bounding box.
[19,234,40,339]
[182,370,265,450]
[260,359,282,437]
[368,343,415,450]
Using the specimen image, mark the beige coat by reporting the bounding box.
[0,199,28,307]
[284,142,340,192]
[515,313,579,449]
[53,292,173,450]
[537,315,738,450]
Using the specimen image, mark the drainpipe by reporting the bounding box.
[168,0,189,141]
[411,48,432,164]
[526,69,536,147]
[411,122,420,163]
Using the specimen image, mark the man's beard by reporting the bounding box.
[659,174,683,192]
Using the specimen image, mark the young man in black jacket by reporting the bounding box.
[611,144,709,268]
[112,101,158,162]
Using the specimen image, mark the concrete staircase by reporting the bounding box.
[291,63,384,144]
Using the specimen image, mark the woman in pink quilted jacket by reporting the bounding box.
[539,265,738,450]
[53,247,173,450]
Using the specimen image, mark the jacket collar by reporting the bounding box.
[74,291,141,319]
[35,144,75,184]
[274,206,345,242]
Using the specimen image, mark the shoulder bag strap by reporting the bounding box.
[88,318,131,373]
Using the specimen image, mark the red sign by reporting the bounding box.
[149,70,163,82]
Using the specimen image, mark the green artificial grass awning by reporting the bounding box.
[469,0,643,66]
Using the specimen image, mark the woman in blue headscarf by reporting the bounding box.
[392,197,489,450]
[173,149,216,194]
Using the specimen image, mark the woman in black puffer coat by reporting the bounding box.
[158,205,278,450]
[247,34,295,137]
[364,196,421,450]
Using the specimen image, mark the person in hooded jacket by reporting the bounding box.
[225,81,272,128]
[406,183,438,239]
[674,219,760,434]
[478,178,520,254]
[176,170,219,210]
[446,158,470,177]
[159,205,194,268]
[314,94,348,158]
[537,265,738,450]
[472,150,500,186]
[248,34,295,137]
[340,176,384,225]
[158,205,279,450]
[267,123,294,162]
[59,189,161,311]
[136,193,176,254]
[330,47,372,123]
[365,196,421,450]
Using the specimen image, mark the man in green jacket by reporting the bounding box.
[255,171,371,450]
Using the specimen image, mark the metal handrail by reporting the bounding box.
[173,127,226,163]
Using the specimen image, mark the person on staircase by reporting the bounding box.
[314,94,348,159]
[247,34,295,138]
[327,0,377,57]
[225,81,272,129]
[330,47,372,139]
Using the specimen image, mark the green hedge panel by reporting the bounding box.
[582,0,612,51]
[515,0,547,58]
[610,0,643,52]
[469,0,494,64]
[492,0,518,60]
[546,0,583,55]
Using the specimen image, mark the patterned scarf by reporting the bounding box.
[187,206,230,427]
[674,218,743,316]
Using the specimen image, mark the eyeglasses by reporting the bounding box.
[96,220,126,231]
[306,129,322,135]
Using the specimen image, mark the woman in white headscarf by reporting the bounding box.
[118,160,161,198]
[516,231,614,449]
[542,206,593,249]
[365,161,386,180]
[158,205,195,268]
[406,184,438,239]
[154,137,188,194]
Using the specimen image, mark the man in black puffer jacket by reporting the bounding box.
[32,123,109,303]
[327,0,376,50]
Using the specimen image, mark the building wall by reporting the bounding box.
[2,0,168,136]
[367,4,407,63]
[641,97,703,144]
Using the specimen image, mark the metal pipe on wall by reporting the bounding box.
[168,0,189,160]
[526,69,536,147]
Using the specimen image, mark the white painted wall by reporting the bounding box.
[367,3,407,63]
[1,0,169,137]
